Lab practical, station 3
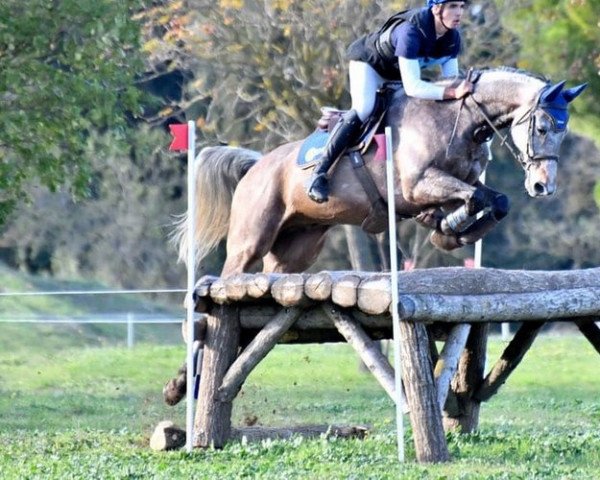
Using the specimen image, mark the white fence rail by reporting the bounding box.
[0,286,188,348]
[0,314,184,348]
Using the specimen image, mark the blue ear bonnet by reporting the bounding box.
[539,83,569,132]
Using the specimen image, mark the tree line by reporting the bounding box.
[0,0,598,291]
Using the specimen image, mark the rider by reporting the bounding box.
[307,0,474,203]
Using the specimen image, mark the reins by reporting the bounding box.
[467,94,523,167]
[446,75,560,168]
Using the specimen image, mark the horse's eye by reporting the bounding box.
[537,126,548,135]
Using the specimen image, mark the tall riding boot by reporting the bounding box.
[307,109,362,203]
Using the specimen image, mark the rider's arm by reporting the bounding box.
[399,57,471,100]
[440,57,459,78]
[398,57,445,100]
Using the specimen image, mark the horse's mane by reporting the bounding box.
[431,66,549,86]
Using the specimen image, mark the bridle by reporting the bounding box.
[466,86,565,168]
[446,77,567,168]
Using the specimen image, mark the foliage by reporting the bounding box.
[142,1,517,152]
[495,0,600,141]
[0,0,147,222]
[0,338,599,478]
[0,126,192,288]
[0,0,597,286]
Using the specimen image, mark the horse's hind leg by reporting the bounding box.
[221,185,286,276]
[222,219,280,276]
[263,226,330,273]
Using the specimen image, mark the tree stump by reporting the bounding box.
[150,421,186,451]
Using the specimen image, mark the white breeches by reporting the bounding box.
[349,60,387,122]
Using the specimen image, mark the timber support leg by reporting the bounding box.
[399,321,451,463]
[443,323,489,433]
[194,305,241,448]
[575,318,600,355]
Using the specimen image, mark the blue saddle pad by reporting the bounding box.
[296,130,329,169]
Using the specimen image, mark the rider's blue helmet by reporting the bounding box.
[427,0,466,6]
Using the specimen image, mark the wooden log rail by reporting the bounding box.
[190,266,600,463]
[194,267,600,320]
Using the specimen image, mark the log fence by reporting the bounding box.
[185,266,600,463]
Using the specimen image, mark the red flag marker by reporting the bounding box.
[169,123,189,151]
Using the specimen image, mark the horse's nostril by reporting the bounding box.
[533,182,546,195]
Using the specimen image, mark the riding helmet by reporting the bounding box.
[427,0,467,6]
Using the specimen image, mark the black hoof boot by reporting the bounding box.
[467,188,487,216]
[492,193,510,221]
[307,173,329,203]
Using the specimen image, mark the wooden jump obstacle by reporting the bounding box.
[188,266,600,463]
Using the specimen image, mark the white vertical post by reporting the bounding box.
[185,120,197,453]
[385,126,404,463]
[127,313,134,349]
[473,169,485,271]
[478,140,509,340]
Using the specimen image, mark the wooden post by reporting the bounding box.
[575,318,600,355]
[194,305,240,448]
[434,323,471,412]
[324,305,404,407]
[443,323,489,433]
[399,321,450,463]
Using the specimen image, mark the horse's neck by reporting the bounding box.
[474,73,545,125]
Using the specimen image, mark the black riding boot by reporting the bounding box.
[307,109,362,203]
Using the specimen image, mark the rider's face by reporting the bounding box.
[433,2,466,30]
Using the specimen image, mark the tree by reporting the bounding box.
[0,0,147,223]
[0,127,190,288]
[495,0,600,142]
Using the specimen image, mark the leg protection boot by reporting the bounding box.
[307,110,362,203]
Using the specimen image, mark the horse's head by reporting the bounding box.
[509,81,587,197]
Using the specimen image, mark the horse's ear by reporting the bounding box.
[541,80,566,103]
[562,83,588,103]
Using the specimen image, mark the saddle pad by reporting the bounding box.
[297,130,329,169]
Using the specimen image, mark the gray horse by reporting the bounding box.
[174,67,586,277]
[164,67,586,406]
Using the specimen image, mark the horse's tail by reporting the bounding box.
[172,146,261,267]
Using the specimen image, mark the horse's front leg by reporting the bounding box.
[429,184,510,250]
[402,167,486,221]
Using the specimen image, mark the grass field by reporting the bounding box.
[0,328,599,479]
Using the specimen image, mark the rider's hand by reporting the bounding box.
[443,80,474,100]
[454,80,474,99]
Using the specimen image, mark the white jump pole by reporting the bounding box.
[385,126,404,463]
[185,120,197,453]
[476,140,509,340]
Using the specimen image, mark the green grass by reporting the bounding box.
[0,336,599,479]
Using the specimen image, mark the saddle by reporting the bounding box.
[303,83,402,233]
[317,83,400,153]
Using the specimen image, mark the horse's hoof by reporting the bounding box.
[308,191,328,203]
[429,231,462,251]
[163,378,186,406]
[492,194,510,220]
[467,188,486,215]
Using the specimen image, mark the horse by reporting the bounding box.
[173,67,586,277]
[163,67,586,406]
